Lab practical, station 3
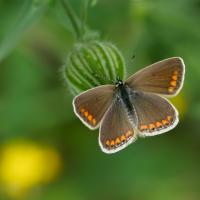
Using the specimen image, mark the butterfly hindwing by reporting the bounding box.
[73,85,115,129]
[99,97,137,153]
[129,91,178,136]
[126,57,185,96]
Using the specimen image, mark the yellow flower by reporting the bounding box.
[0,140,62,199]
[170,92,187,119]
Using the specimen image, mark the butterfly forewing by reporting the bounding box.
[129,91,178,136]
[99,98,137,153]
[126,57,185,96]
[73,85,115,129]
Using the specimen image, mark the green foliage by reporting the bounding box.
[0,0,50,62]
[64,41,126,95]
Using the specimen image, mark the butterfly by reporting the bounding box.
[73,57,185,154]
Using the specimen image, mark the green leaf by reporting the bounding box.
[0,0,49,62]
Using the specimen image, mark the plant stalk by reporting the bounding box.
[61,0,81,39]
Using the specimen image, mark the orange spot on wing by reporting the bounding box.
[80,108,85,113]
[110,140,115,146]
[106,140,110,146]
[125,131,132,138]
[140,125,148,131]
[172,75,178,81]
[121,135,126,141]
[162,119,168,125]
[115,137,120,144]
[167,116,172,121]
[168,87,174,93]
[149,123,155,130]
[174,70,179,75]
[170,81,177,87]
[84,111,88,117]
[88,115,93,121]
[92,119,96,125]
[156,121,162,127]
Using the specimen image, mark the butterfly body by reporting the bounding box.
[73,57,185,154]
[115,81,138,127]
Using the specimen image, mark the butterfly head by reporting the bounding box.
[115,76,123,87]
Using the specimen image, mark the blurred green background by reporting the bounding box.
[0,0,200,199]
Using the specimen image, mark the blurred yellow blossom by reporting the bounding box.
[0,140,63,199]
[170,92,187,119]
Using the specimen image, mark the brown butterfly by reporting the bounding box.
[73,57,185,153]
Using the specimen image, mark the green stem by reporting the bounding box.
[80,0,89,38]
[61,0,81,39]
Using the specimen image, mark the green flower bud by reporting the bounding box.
[63,41,126,95]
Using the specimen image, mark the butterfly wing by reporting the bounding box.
[73,85,115,129]
[129,91,178,136]
[99,97,137,154]
[126,57,185,96]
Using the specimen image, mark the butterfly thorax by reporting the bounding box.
[115,81,137,125]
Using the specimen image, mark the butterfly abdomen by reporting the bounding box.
[118,84,138,126]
